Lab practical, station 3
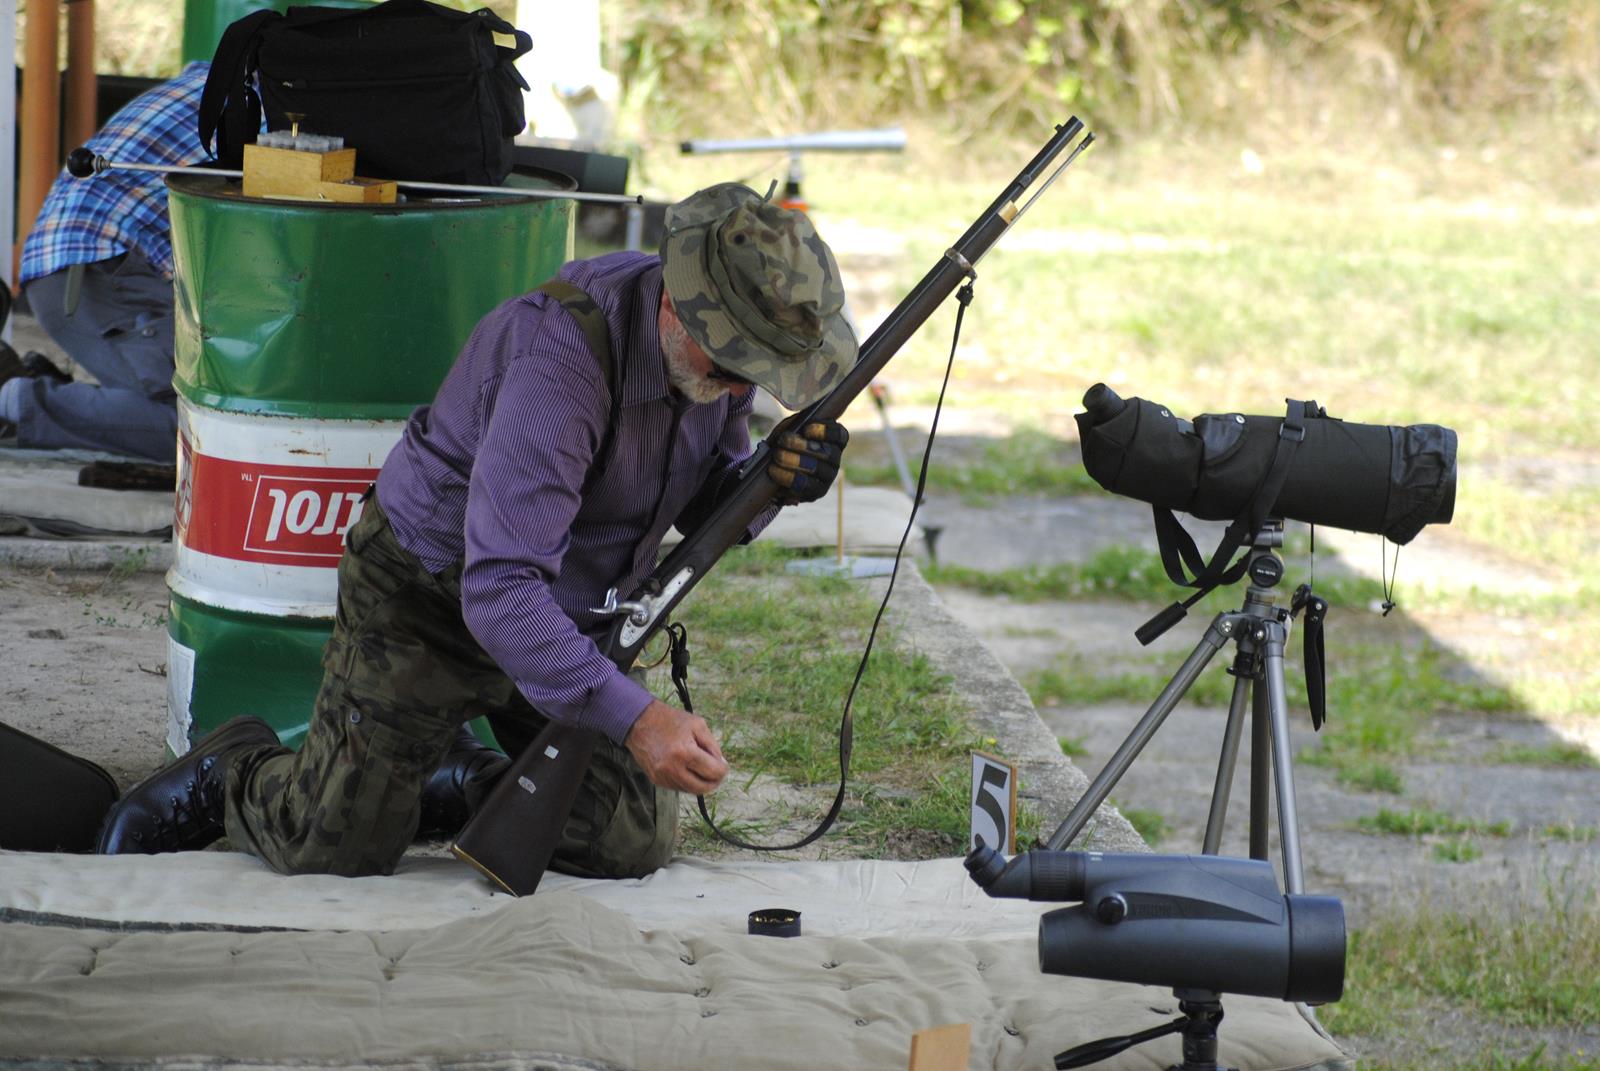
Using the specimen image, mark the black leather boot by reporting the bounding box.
[96,716,281,854]
[417,725,509,837]
[20,351,72,385]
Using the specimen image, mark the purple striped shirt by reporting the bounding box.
[376,252,773,743]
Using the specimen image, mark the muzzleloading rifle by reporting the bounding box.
[452,118,1095,895]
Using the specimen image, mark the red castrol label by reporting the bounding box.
[170,400,405,616]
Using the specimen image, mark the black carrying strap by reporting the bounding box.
[198,7,280,164]
[536,280,623,486]
[1138,399,1322,646]
[1292,583,1329,730]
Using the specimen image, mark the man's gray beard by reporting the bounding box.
[661,319,729,406]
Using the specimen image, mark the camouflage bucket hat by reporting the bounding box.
[660,183,857,409]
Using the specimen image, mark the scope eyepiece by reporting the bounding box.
[964,842,1008,889]
[1080,383,1126,422]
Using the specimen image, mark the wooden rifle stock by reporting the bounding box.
[452,119,1091,895]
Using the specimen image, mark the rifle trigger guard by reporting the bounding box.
[943,248,976,280]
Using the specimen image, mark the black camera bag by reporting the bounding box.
[199,0,533,185]
[0,720,120,853]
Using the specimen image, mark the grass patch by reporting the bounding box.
[1540,823,1599,843]
[928,544,1396,611]
[849,427,1101,503]
[1028,656,1237,710]
[1323,892,1600,1036]
[1360,1045,1600,1071]
[664,545,998,858]
[1327,758,1406,795]
[1432,837,1485,864]
[1057,735,1088,758]
[1450,480,1600,593]
[1114,804,1170,847]
[1354,808,1512,838]
[1299,636,1517,789]
[1024,624,1516,794]
[1491,743,1600,769]
[927,547,1185,603]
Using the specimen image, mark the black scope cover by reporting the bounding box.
[1074,384,1456,545]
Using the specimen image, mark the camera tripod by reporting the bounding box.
[1045,519,1312,894]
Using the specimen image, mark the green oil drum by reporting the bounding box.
[164,174,572,753]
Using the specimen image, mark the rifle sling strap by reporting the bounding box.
[535,280,623,488]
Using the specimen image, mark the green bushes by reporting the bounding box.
[605,0,1600,139]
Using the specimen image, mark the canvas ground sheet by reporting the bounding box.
[0,852,1350,1071]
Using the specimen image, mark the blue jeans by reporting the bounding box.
[18,250,178,461]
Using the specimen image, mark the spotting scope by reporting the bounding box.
[966,846,1345,1004]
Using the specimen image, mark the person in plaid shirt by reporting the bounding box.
[0,62,210,461]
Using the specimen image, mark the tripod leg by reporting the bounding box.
[1045,616,1232,851]
[1202,672,1252,854]
[1262,626,1306,894]
[1249,680,1271,862]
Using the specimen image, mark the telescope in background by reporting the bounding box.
[681,128,907,211]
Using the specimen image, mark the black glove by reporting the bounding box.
[767,420,849,504]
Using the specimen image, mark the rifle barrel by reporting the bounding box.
[454,118,1094,897]
[605,117,1090,667]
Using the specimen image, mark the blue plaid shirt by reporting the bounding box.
[20,62,212,284]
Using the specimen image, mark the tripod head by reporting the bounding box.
[1055,989,1232,1071]
[1136,516,1294,646]
[1241,518,1287,593]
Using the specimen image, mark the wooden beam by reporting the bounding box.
[1,0,16,298]
[65,0,98,150]
[17,0,63,279]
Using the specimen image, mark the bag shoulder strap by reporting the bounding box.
[472,7,534,60]
[282,0,440,30]
[198,7,281,163]
[535,280,623,483]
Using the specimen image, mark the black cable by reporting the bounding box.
[1380,539,1399,616]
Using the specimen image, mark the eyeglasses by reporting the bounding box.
[705,363,755,387]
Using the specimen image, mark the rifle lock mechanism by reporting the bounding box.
[591,566,698,649]
[590,588,651,626]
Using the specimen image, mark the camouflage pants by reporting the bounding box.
[221,494,678,879]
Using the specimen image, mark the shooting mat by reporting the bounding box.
[0,447,171,538]
[0,851,1351,1071]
